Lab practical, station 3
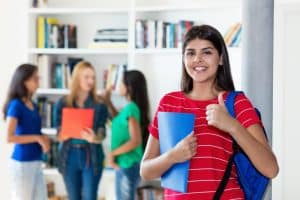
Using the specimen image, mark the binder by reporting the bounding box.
[158,112,195,193]
[60,108,94,139]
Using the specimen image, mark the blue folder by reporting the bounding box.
[158,112,195,193]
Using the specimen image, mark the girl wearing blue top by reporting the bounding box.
[55,61,108,200]
[3,64,50,200]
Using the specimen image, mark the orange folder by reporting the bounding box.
[60,108,94,139]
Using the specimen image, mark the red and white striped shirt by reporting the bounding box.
[149,91,261,200]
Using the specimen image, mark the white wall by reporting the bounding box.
[273,1,300,199]
[0,0,28,198]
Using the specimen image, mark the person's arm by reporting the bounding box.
[101,89,118,118]
[106,99,118,119]
[6,117,50,152]
[140,133,197,180]
[111,117,142,156]
[81,104,108,144]
[228,122,278,178]
[206,93,279,178]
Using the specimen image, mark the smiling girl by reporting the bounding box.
[140,25,278,200]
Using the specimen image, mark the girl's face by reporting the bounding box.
[24,71,39,94]
[118,81,128,97]
[183,39,222,85]
[79,68,95,92]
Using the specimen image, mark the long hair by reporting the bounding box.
[181,25,235,93]
[123,70,150,150]
[66,61,99,107]
[3,63,38,120]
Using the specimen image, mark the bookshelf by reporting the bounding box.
[27,0,242,199]
[28,48,129,55]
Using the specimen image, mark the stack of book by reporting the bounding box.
[88,28,128,49]
[37,96,55,128]
[224,23,242,47]
[37,55,82,89]
[135,19,194,49]
[37,17,77,48]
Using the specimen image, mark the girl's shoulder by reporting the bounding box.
[8,98,23,108]
[159,91,184,103]
[54,96,70,111]
[125,101,140,112]
[233,92,253,105]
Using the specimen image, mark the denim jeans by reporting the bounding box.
[63,146,103,200]
[10,160,47,200]
[115,162,141,200]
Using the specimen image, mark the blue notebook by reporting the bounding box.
[158,112,195,193]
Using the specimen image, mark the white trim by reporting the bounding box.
[272,3,300,199]
[28,8,129,14]
[28,48,129,55]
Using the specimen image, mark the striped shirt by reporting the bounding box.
[148,91,261,200]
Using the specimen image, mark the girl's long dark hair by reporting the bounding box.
[2,64,38,120]
[181,25,235,93]
[123,70,150,150]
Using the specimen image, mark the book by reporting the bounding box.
[37,16,46,48]
[60,108,94,139]
[158,112,195,193]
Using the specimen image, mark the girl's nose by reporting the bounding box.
[193,52,203,63]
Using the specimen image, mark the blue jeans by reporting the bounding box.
[116,162,141,200]
[63,146,103,200]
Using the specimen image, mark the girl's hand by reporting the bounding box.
[107,153,120,170]
[37,135,51,153]
[80,128,99,143]
[169,132,197,163]
[58,132,70,142]
[206,92,236,133]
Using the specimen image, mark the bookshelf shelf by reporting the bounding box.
[29,48,129,55]
[134,47,240,55]
[28,8,129,15]
[37,88,69,95]
[135,0,240,12]
[134,48,181,54]
[41,128,57,135]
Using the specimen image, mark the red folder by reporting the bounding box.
[60,108,94,139]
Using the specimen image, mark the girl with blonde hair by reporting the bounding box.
[55,61,108,200]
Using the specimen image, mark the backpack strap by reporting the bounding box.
[213,91,242,200]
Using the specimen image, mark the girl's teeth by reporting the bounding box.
[195,67,205,71]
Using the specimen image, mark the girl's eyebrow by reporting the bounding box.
[185,47,215,51]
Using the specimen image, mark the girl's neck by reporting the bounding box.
[76,91,89,107]
[188,82,219,101]
[125,94,131,102]
[21,96,31,103]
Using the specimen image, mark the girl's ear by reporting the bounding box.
[219,55,223,66]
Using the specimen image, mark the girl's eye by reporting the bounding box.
[186,51,195,56]
[203,51,212,55]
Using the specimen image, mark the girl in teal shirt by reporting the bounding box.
[105,70,150,200]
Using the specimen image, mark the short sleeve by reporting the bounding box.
[148,96,167,140]
[125,103,140,122]
[7,100,22,119]
[234,93,261,128]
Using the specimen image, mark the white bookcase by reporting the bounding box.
[26,0,242,199]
